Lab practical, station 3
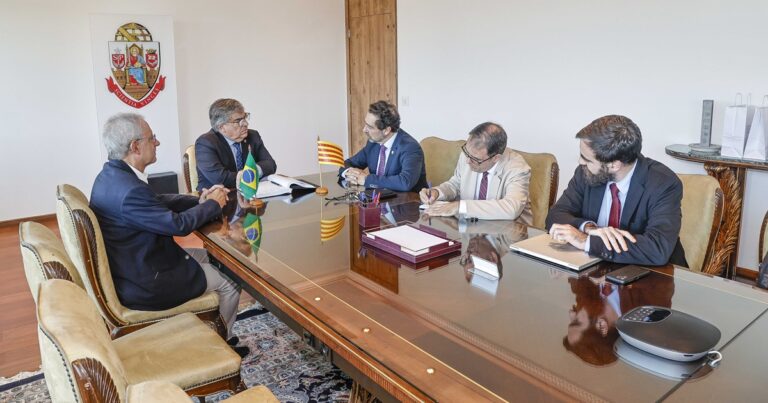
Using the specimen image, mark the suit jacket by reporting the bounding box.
[90,160,222,311]
[545,155,687,267]
[436,149,534,224]
[195,128,276,191]
[339,129,427,192]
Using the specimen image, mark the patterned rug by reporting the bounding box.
[0,303,352,402]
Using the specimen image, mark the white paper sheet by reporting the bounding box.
[368,225,446,255]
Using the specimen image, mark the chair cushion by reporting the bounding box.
[127,381,278,403]
[420,137,465,186]
[37,279,129,402]
[679,174,722,272]
[113,312,241,390]
[120,291,219,323]
[20,221,84,302]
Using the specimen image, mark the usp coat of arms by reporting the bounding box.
[105,22,166,108]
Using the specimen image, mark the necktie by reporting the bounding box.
[601,282,613,298]
[478,172,489,200]
[608,183,621,228]
[376,145,388,176]
[233,143,243,171]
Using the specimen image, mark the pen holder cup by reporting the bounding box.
[358,204,381,228]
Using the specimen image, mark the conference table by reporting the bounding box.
[196,172,768,402]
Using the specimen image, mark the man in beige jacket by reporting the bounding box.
[420,122,533,223]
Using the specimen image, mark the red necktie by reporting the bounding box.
[609,183,621,228]
[478,172,489,200]
[601,282,613,298]
[376,145,387,177]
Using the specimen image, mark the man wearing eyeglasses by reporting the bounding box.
[340,100,427,192]
[195,98,276,192]
[420,122,533,223]
[91,113,250,357]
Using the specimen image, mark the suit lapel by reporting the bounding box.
[620,157,648,228]
[488,152,507,199]
[214,131,237,170]
[587,183,605,221]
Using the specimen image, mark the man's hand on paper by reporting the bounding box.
[419,188,438,204]
[425,201,459,217]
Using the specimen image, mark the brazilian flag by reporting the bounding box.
[239,152,259,200]
[243,213,262,253]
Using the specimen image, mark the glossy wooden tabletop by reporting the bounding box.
[198,173,768,402]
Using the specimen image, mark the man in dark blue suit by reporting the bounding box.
[340,100,427,192]
[195,98,276,192]
[90,113,248,356]
[546,115,687,267]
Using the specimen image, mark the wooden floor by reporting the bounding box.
[0,216,251,378]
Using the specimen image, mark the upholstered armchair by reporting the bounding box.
[127,381,278,403]
[19,221,84,303]
[183,145,199,194]
[420,136,466,186]
[36,279,243,403]
[678,174,724,273]
[510,149,559,229]
[55,184,224,338]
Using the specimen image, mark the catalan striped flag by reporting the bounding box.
[320,216,346,242]
[317,139,345,167]
[239,152,259,200]
[243,213,262,252]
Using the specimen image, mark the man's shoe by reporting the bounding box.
[233,345,250,358]
[227,336,239,346]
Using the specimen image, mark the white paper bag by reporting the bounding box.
[721,94,755,158]
[744,98,768,160]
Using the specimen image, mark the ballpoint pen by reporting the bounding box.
[427,181,433,204]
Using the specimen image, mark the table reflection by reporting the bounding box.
[564,269,675,366]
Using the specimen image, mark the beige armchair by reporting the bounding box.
[678,174,724,273]
[36,279,243,403]
[19,221,84,303]
[55,184,224,338]
[128,381,278,403]
[183,145,199,194]
[420,136,466,186]
[511,149,559,229]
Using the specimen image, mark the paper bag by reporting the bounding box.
[744,105,768,160]
[721,95,755,158]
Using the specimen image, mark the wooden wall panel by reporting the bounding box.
[346,0,397,155]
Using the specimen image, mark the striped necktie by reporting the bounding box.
[478,172,489,200]
[233,143,243,171]
[376,145,388,176]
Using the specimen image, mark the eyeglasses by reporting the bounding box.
[229,112,251,127]
[136,133,157,143]
[462,144,496,165]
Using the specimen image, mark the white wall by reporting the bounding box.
[399,0,768,270]
[0,0,347,221]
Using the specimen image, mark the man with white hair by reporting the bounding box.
[90,113,249,357]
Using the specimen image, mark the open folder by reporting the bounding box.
[256,174,316,198]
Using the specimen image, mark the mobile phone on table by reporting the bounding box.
[606,265,650,285]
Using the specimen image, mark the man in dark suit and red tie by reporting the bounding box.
[195,98,276,192]
[546,115,687,267]
[340,100,427,192]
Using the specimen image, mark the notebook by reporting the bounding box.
[509,233,601,271]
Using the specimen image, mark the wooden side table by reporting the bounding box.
[666,144,768,278]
